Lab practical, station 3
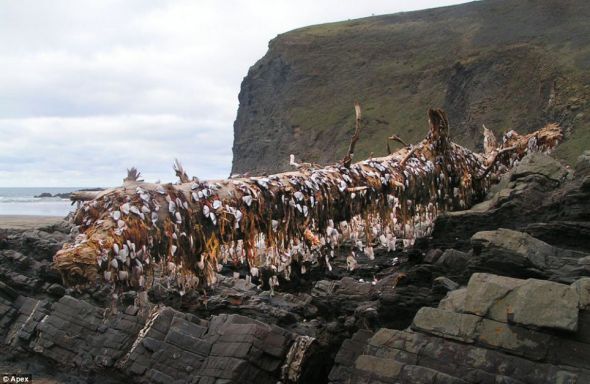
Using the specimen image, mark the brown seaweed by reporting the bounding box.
[53,107,562,293]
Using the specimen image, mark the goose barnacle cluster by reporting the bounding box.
[54,108,562,295]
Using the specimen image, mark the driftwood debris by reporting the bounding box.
[387,134,409,155]
[54,107,562,293]
[342,101,363,168]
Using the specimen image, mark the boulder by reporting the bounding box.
[423,249,443,264]
[508,152,571,184]
[0,289,311,384]
[506,279,579,331]
[463,273,527,317]
[572,278,590,310]
[411,308,552,360]
[438,288,467,312]
[473,316,552,360]
[470,228,589,281]
[411,307,481,343]
[354,354,403,379]
[579,257,590,278]
[34,192,53,198]
[463,273,579,332]
[523,221,590,254]
[432,277,460,293]
[435,249,468,272]
[331,318,590,384]
[46,283,65,297]
[431,152,589,252]
[471,229,551,271]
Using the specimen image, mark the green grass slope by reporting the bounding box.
[232,0,590,175]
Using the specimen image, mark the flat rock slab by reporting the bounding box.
[412,306,553,360]
[331,322,590,384]
[438,288,467,313]
[471,229,555,270]
[573,278,590,310]
[508,279,579,331]
[463,273,527,317]
[509,152,571,184]
[463,273,579,331]
[412,307,481,343]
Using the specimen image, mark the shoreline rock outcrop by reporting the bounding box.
[329,273,590,383]
[1,152,589,383]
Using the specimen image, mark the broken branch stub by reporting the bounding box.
[387,134,409,155]
[124,167,143,183]
[53,108,562,293]
[342,101,363,168]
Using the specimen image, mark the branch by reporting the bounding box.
[290,154,320,171]
[476,145,517,180]
[124,167,143,183]
[476,123,563,180]
[388,134,408,147]
[342,102,362,168]
[346,186,369,192]
[427,108,449,143]
[173,159,190,184]
[400,146,418,167]
[70,191,101,202]
[482,124,498,156]
[387,134,408,155]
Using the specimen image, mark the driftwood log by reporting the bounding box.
[54,108,562,293]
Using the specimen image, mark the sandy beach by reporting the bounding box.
[0,215,65,230]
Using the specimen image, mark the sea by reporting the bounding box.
[0,187,81,217]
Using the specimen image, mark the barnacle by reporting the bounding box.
[54,108,562,294]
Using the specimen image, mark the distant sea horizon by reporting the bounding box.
[0,187,92,217]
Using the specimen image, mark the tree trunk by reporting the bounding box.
[53,108,562,292]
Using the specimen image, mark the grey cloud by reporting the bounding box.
[0,0,469,187]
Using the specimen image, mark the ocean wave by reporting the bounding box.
[0,196,69,203]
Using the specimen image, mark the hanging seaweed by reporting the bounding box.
[53,107,562,292]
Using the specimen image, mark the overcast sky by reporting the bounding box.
[0,0,471,187]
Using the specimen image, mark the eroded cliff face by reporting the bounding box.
[232,0,590,176]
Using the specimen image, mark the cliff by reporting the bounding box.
[232,0,590,175]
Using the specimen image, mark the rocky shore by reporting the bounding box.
[33,188,104,199]
[1,151,589,383]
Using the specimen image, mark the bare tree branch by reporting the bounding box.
[342,102,363,168]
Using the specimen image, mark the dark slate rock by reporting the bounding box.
[47,283,65,297]
[423,249,443,264]
[436,249,468,272]
[432,277,460,293]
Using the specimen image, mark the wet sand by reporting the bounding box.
[0,215,64,229]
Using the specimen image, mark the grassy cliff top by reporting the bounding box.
[232,0,590,175]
